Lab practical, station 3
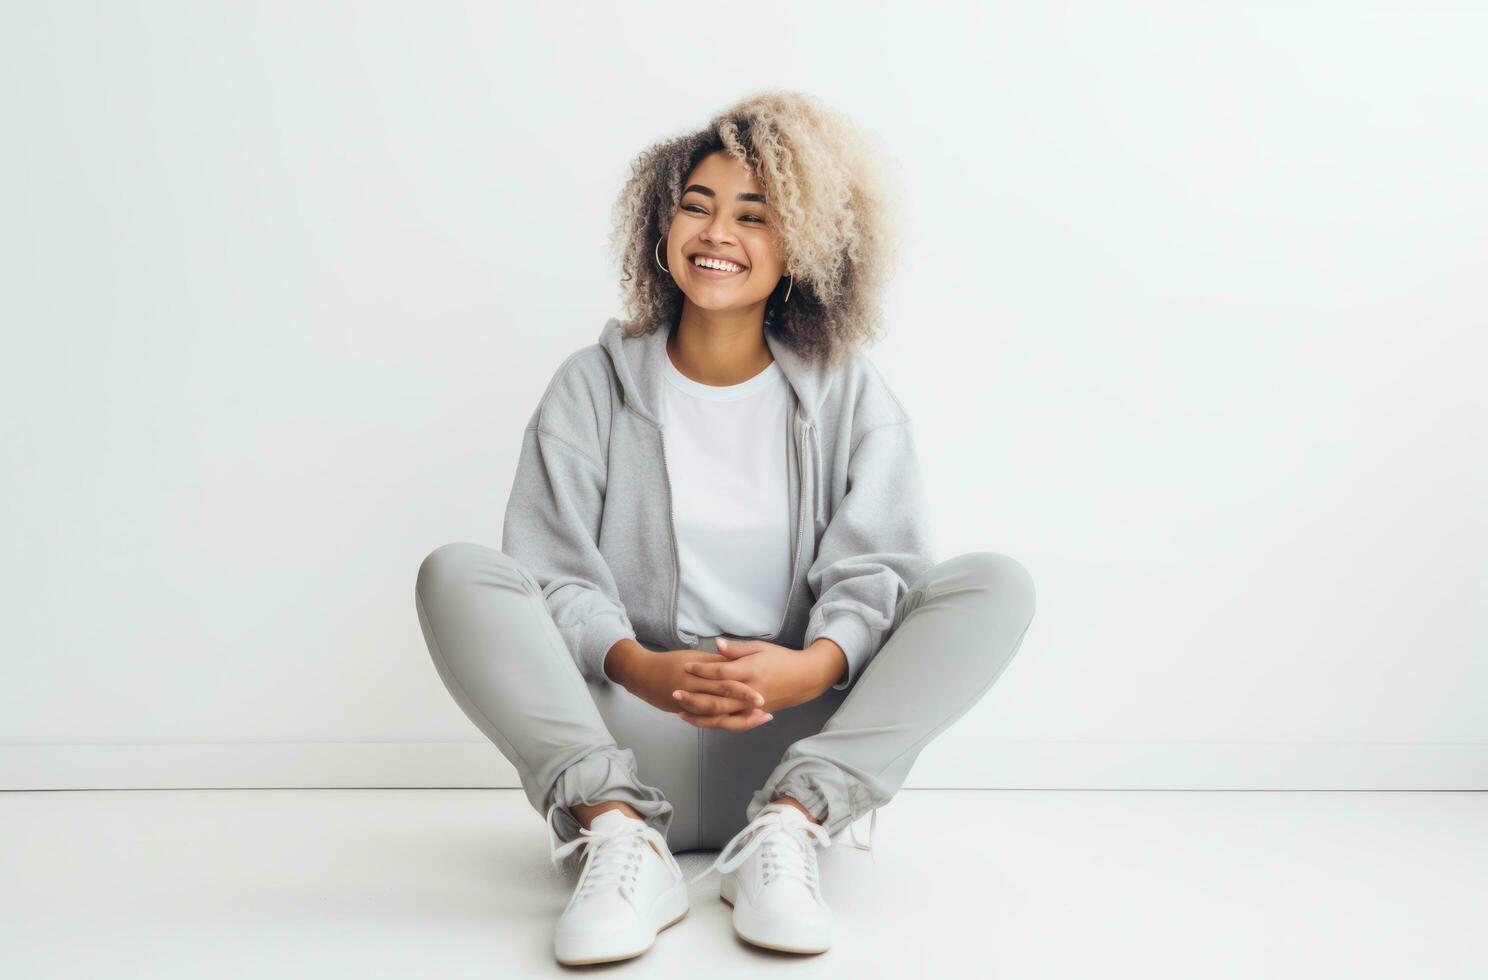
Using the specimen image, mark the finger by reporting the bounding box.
[689,678,765,706]
[717,708,774,731]
[672,689,753,716]
[684,661,748,682]
[715,637,764,658]
[679,708,774,730]
[718,680,766,706]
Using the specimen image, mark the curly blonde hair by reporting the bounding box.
[608,90,907,368]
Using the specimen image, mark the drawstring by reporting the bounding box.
[545,800,568,866]
[842,808,878,864]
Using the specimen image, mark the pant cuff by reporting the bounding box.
[548,747,674,847]
[748,760,865,841]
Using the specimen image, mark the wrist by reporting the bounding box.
[804,638,847,691]
[603,639,647,688]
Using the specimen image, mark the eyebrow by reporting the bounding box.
[682,183,767,205]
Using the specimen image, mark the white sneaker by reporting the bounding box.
[687,802,839,954]
[545,804,689,965]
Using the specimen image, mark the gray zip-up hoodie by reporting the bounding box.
[501,316,936,691]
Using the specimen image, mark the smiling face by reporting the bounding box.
[663,150,787,316]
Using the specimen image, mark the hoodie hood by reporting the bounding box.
[597,316,836,427]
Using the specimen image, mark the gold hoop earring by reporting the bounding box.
[784,275,793,303]
[654,238,670,274]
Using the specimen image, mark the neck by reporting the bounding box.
[669,301,774,386]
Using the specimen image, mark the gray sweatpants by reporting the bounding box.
[414,544,1035,853]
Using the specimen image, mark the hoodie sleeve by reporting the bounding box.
[802,419,936,690]
[501,359,637,686]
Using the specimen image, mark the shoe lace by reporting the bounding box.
[685,806,834,891]
[845,808,879,864]
[545,802,682,900]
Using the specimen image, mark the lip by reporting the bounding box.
[688,252,748,278]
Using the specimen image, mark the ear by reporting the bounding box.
[716,637,762,658]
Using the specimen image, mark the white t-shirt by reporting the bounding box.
[659,346,794,640]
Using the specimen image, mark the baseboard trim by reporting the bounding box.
[3,738,1484,790]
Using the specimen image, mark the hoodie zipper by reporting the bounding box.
[745,414,808,643]
[657,423,694,650]
[776,418,810,640]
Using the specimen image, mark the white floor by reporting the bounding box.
[1,788,1482,978]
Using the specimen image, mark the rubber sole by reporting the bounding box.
[553,880,690,966]
[718,873,831,955]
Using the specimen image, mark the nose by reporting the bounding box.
[700,211,736,246]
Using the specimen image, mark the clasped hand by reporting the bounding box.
[626,638,829,732]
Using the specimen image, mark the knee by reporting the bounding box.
[939,551,1036,625]
[416,542,526,600]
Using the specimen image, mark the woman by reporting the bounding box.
[414,90,1036,965]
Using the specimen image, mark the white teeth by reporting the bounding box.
[693,256,744,272]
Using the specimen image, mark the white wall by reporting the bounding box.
[3,1,1484,790]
